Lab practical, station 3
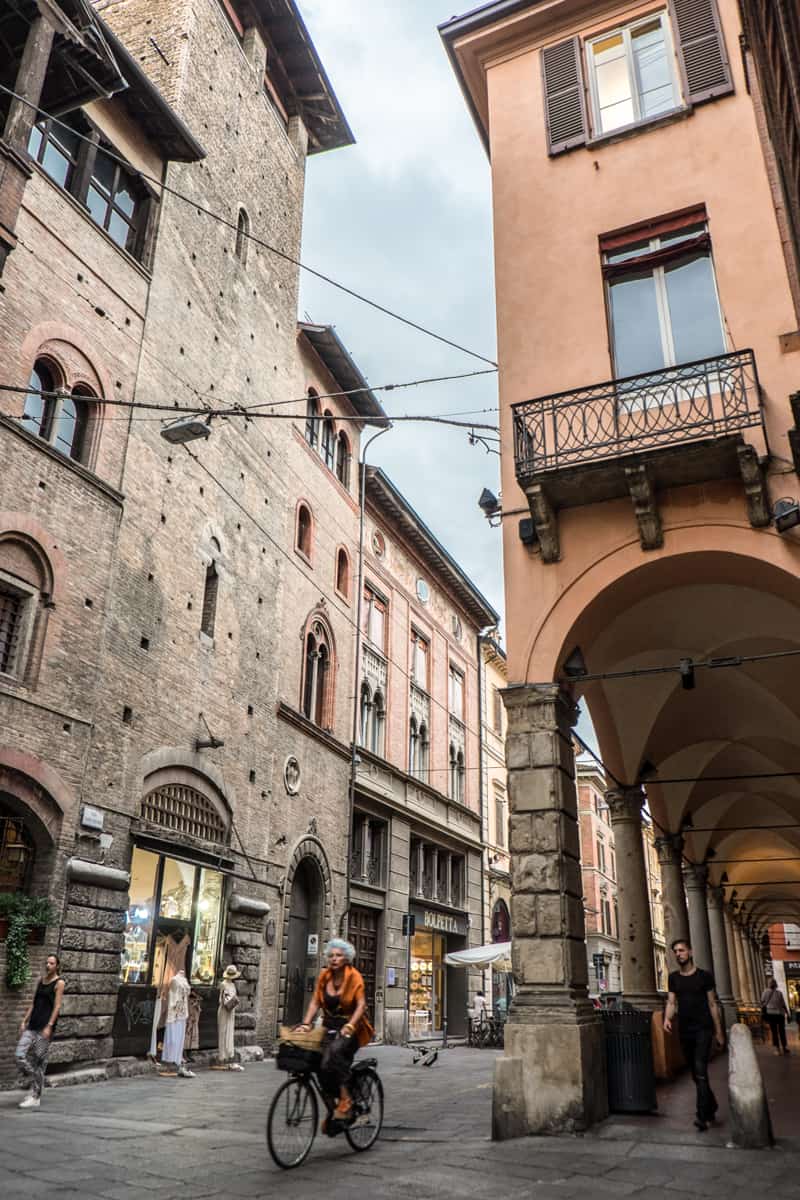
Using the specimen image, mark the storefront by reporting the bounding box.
[783,960,800,1014]
[114,843,229,1055]
[408,904,469,1039]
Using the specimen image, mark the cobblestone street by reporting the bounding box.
[1,1046,799,1199]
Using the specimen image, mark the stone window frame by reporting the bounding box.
[295,500,314,564]
[235,206,250,264]
[300,610,336,730]
[334,545,351,602]
[0,532,55,691]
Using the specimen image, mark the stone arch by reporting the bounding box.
[0,747,67,896]
[139,760,232,846]
[277,836,333,1026]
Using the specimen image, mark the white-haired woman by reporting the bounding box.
[296,939,374,1121]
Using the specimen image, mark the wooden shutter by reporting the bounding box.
[671,0,733,105]
[541,37,588,155]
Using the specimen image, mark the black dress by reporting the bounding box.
[319,987,358,1096]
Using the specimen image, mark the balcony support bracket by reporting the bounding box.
[527,484,560,563]
[737,444,771,528]
[624,463,663,551]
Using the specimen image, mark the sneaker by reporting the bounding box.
[229,1062,244,1072]
[18,1096,40,1109]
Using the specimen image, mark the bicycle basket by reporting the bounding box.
[276,1042,322,1073]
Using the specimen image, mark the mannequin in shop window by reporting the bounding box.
[159,970,195,1079]
[148,927,191,1060]
[215,964,244,1071]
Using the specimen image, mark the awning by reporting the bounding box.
[445,941,511,969]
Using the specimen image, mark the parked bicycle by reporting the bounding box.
[267,1038,384,1169]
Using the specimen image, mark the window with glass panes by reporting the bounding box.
[586,13,679,136]
[362,585,387,651]
[21,362,91,463]
[449,664,464,722]
[410,629,429,689]
[120,845,225,987]
[604,217,726,380]
[28,114,149,260]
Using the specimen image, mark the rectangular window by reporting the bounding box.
[410,629,429,690]
[363,585,387,652]
[28,115,150,261]
[597,840,606,874]
[587,13,678,136]
[494,787,506,848]
[0,585,24,676]
[449,665,464,722]
[120,846,226,987]
[603,215,726,381]
[492,686,503,733]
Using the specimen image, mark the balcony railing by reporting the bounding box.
[513,350,762,480]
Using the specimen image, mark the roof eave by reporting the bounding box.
[298,323,389,426]
[365,467,500,630]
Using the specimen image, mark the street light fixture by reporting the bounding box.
[773,496,800,534]
[160,413,212,444]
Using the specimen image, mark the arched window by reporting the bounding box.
[201,538,220,639]
[235,207,249,264]
[305,389,319,448]
[417,722,429,780]
[0,535,51,683]
[371,691,386,757]
[449,744,457,800]
[321,411,335,470]
[491,899,510,943]
[296,503,312,560]
[455,749,465,804]
[409,716,419,776]
[359,680,372,746]
[335,547,350,598]
[335,431,351,489]
[301,616,334,728]
[20,361,92,463]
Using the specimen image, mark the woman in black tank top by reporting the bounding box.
[16,953,65,1108]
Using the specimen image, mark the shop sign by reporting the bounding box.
[307,933,319,956]
[784,961,800,972]
[413,907,468,937]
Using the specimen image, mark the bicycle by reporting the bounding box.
[267,1041,384,1170]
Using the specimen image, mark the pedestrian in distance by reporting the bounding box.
[15,953,65,1109]
[760,977,790,1055]
[664,938,725,1132]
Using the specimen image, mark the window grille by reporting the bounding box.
[0,587,23,675]
[141,784,227,843]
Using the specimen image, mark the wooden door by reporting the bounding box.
[349,905,379,1020]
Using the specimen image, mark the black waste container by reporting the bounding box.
[601,1008,657,1114]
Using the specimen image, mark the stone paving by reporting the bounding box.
[1,1045,799,1199]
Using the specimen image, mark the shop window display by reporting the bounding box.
[120,847,225,987]
[409,930,445,1037]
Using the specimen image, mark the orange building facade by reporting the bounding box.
[442,0,800,1134]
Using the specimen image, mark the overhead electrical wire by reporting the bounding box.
[559,646,800,687]
[0,81,498,368]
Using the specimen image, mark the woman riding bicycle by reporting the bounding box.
[296,938,373,1122]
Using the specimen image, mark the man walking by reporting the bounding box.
[664,938,725,1131]
[15,953,65,1109]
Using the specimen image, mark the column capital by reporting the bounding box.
[682,862,709,891]
[654,832,684,867]
[502,683,578,728]
[604,786,646,825]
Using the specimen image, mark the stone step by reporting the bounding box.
[47,1066,108,1089]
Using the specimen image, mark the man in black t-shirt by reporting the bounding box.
[664,939,725,1131]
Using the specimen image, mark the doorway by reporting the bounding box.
[349,905,379,1020]
[285,857,323,1025]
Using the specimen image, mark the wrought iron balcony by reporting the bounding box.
[511,350,769,561]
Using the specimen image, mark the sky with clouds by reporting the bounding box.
[297,1,503,620]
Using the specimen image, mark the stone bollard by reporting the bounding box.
[492,1056,529,1141]
[727,1023,774,1149]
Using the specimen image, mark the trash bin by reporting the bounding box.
[601,1008,657,1114]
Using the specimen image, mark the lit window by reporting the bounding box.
[587,14,678,136]
[0,811,35,892]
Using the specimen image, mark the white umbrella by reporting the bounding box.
[444,941,512,969]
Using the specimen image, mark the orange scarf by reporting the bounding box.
[314,965,374,1047]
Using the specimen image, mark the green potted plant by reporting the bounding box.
[0,893,55,989]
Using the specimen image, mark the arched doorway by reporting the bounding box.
[491,899,510,943]
[284,857,325,1025]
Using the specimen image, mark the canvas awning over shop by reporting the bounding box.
[445,942,511,969]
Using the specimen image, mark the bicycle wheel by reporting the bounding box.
[267,1076,318,1169]
[345,1068,384,1153]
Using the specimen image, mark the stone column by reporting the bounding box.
[605,786,659,1008]
[654,834,690,963]
[733,918,753,1002]
[683,863,714,974]
[706,886,736,1027]
[493,685,606,1138]
[748,933,764,999]
[724,905,743,1007]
